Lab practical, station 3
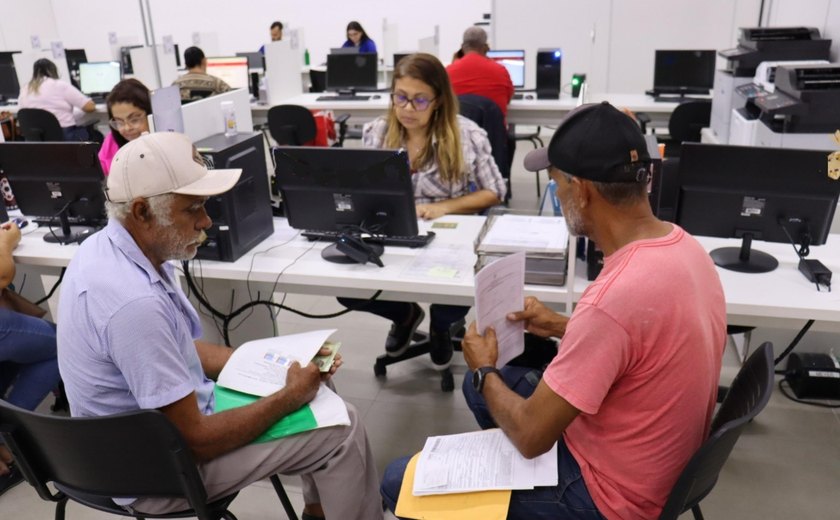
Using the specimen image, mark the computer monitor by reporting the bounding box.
[326,53,377,92]
[0,51,20,101]
[487,49,525,88]
[676,143,840,273]
[65,48,87,90]
[236,51,264,70]
[652,50,715,95]
[274,146,418,262]
[0,142,106,244]
[79,61,121,97]
[205,56,250,90]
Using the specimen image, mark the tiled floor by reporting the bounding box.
[3,139,839,518]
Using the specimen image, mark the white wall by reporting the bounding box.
[494,0,763,94]
[42,0,489,70]
[0,0,60,52]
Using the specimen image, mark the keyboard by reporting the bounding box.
[315,95,371,101]
[32,216,103,228]
[652,95,708,103]
[301,230,436,248]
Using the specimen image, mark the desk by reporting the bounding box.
[250,93,686,129]
[2,103,110,127]
[13,216,840,336]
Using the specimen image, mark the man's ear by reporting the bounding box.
[129,198,153,225]
[573,177,592,209]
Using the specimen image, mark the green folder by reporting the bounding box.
[213,385,318,443]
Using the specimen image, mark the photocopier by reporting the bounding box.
[709,27,831,143]
[730,64,840,150]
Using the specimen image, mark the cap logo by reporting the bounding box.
[630,149,639,162]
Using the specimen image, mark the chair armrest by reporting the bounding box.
[635,112,651,134]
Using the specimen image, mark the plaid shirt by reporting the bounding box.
[362,115,507,204]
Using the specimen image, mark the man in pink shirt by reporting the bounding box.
[380,102,727,520]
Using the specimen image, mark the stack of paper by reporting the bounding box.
[214,330,350,442]
[412,429,558,496]
[479,215,569,254]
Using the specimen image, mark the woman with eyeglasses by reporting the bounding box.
[338,52,506,370]
[98,79,151,175]
[18,58,96,141]
[342,21,377,54]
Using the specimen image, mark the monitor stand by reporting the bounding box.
[42,210,96,245]
[321,241,384,266]
[710,234,778,273]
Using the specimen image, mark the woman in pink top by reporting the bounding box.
[98,79,151,176]
[18,59,95,141]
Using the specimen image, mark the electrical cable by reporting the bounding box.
[773,319,814,367]
[34,267,66,306]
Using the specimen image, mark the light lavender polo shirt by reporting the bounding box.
[57,219,214,418]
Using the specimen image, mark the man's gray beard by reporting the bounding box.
[158,225,199,261]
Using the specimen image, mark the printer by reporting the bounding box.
[728,59,829,146]
[710,27,831,143]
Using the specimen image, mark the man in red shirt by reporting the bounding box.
[446,27,514,120]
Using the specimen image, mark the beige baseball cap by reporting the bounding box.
[106,132,241,203]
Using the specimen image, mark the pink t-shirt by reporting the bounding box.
[543,225,726,520]
[17,77,91,128]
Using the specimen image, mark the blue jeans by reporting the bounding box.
[0,308,60,410]
[62,125,90,142]
[380,355,605,519]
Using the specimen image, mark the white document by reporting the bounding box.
[475,252,525,368]
[413,429,558,495]
[480,215,569,253]
[216,329,336,397]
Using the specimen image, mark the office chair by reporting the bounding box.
[508,124,546,198]
[458,94,511,203]
[661,100,711,158]
[182,89,215,104]
[0,403,299,520]
[267,104,349,147]
[658,342,774,520]
[17,108,64,141]
[308,69,326,93]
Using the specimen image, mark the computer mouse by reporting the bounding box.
[524,93,536,100]
[371,94,381,100]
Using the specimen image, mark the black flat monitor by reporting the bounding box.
[487,49,526,88]
[393,53,411,67]
[120,45,143,74]
[79,61,121,97]
[274,146,418,262]
[326,53,377,92]
[653,50,715,95]
[65,48,87,90]
[0,51,21,101]
[0,142,106,244]
[676,143,840,273]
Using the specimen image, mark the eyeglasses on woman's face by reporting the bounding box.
[391,92,435,112]
[109,113,147,131]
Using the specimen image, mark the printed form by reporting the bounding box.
[475,252,525,368]
[413,429,558,496]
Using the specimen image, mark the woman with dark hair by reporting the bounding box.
[338,53,505,369]
[341,21,377,53]
[18,58,96,141]
[98,78,151,175]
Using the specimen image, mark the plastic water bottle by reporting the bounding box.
[221,101,237,137]
[304,48,310,66]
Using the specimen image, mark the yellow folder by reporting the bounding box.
[395,453,511,520]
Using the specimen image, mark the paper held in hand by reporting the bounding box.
[474,252,526,368]
[217,329,337,396]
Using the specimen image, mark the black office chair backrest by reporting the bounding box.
[667,100,711,144]
[309,69,326,93]
[268,104,317,146]
[457,94,510,200]
[658,342,774,520]
[0,402,214,518]
[17,108,64,142]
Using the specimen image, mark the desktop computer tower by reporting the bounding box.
[194,132,274,262]
[536,48,562,99]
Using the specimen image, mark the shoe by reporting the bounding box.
[0,465,24,498]
[384,304,425,357]
[429,328,453,371]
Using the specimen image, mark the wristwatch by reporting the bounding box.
[472,366,502,394]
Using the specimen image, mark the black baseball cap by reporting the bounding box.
[523,101,651,183]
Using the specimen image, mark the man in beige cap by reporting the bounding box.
[57,132,382,520]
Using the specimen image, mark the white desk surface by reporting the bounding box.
[250,93,683,128]
[12,215,840,327]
